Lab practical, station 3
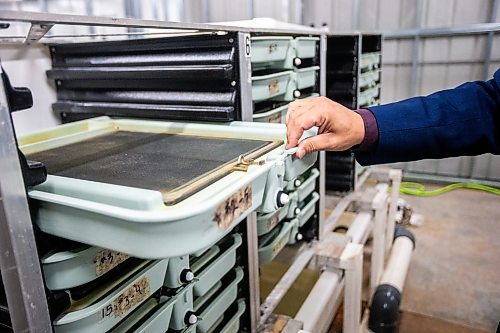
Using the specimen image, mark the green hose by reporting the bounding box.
[399,182,500,197]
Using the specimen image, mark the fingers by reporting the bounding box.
[286,98,327,149]
[296,133,337,159]
[286,98,318,124]
[286,109,324,149]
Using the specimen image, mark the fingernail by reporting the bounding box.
[296,147,305,159]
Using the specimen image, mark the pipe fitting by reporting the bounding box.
[368,283,401,333]
[393,224,416,249]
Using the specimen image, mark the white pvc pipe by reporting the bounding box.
[295,271,342,333]
[380,236,414,291]
[385,170,402,255]
[346,212,372,244]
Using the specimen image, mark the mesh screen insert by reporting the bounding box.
[28,131,279,204]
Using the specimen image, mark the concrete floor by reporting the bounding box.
[398,184,500,332]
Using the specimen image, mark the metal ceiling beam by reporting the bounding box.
[0,10,323,36]
[384,22,500,39]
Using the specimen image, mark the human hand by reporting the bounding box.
[285,96,365,159]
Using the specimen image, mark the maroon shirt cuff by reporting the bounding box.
[354,108,379,151]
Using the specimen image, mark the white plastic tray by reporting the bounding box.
[360,52,381,70]
[20,117,317,259]
[109,296,176,333]
[196,267,244,333]
[42,246,133,290]
[252,104,288,124]
[53,259,168,333]
[251,70,295,102]
[192,234,242,296]
[293,37,320,59]
[295,66,320,90]
[206,298,246,333]
[258,221,295,264]
[251,36,294,69]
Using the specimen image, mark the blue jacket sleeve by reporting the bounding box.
[355,68,500,165]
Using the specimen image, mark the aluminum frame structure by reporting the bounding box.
[0,10,325,333]
[0,9,323,42]
[0,67,52,333]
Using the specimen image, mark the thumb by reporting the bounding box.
[296,133,336,159]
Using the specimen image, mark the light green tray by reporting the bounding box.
[252,103,288,124]
[295,66,320,90]
[196,267,244,333]
[295,168,319,202]
[206,298,246,333]
[42,246,134,290]
[287,192,319,245]
[192,234,242,296]
[20,117,317,259]
[258,221,296,265]
[257,190,299,236]
[53,260,168,333]
[109,296,176,333]
[295,192,319,228]
[360,52,381,70]
[359,85,380,107]
[194,281,222,313]
[252,70,295,102]
[293,37,320,59]
[359,69,380,89]
[251,36,294,69]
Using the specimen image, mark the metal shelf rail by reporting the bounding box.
[0,66,52,333]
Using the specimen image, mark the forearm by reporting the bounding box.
[355,71,500,165]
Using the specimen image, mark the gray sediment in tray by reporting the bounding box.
[28,130,282,205]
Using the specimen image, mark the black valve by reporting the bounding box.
[2,69,33,112]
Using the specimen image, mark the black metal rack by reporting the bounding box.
[48,33,241,123]
[325,33,382,193]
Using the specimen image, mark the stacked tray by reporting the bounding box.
[48,233,246,332]
[42,246,135,291]
[360,52,381,71]
[257,168,320,264]
[21,117,317,258]
[252,93,320,124]
[52,260,168,332]
[325,34,382,192]
[359,35,382,108]
[193,267,244,332]
[251,36,318,70]
[251,36,320,114]
[47,33,240,122]
[18,117,318,332]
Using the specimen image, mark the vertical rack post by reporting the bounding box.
[318,34,327,239]
[0,67,52,333]
[245,213,261,333]
[238,31,253,122]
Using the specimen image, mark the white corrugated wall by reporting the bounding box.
[3,0,499,181]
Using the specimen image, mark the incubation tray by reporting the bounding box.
[20,117,317,258]
[27,130,279,205]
